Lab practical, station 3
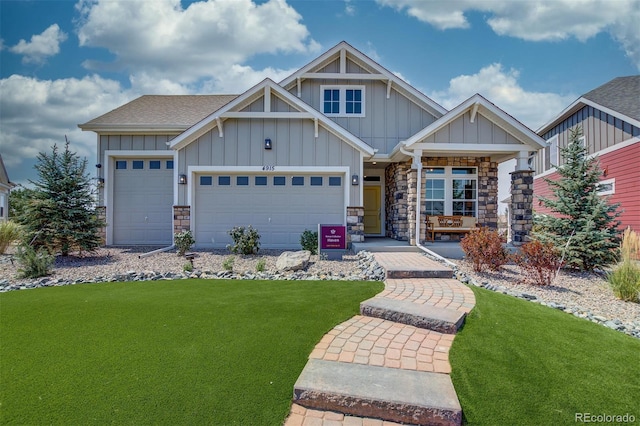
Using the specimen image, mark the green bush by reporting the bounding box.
[0,220,22,254]
[15,245,54,278]
[514,240,563,286]
[460,227,509,273]
[227,226,260,255]
[300,230,318,254]
[222,256,235,271]
[174,230,195,256]
[183,262,193,273]
[255,258,266,272]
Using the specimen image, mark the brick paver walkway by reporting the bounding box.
[286,251,474,426]
[308,315,454,373]
[380,278,475,314]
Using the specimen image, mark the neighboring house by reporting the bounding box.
[0,154,16,221]
[79,41,545,249]
[533,76,640,232]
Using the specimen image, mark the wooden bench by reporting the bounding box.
[426,215,478,241]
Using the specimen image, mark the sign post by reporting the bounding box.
[318,224,347,260]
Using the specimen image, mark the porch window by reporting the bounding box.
[425,167,477,217]
[320,85,365,117]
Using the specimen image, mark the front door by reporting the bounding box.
[363,185,381,234]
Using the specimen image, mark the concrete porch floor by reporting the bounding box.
[352,237,466,260]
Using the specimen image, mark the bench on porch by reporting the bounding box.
[426,215,478,241]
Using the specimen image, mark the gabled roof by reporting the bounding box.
[537,75,640,134]
[403,93,546,150]
[280,41,447,118]
[169,78,375,156]
[79,95,238,132]
[0,154,16,189]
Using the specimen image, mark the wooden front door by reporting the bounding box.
[363,186,381,234]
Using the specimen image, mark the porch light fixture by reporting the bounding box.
[178,174,187,185]
[96,163,102,169]
[351,174,359,186]
[264,138,272,150]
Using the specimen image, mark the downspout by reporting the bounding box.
[139,245,175,259]
[401,142,457,266]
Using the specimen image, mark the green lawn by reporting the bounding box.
[0,279,383,425]
[450,286,640,425]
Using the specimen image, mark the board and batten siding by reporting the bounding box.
[421,112,525,145]
[176,117,361,206]
[535,105,640,173]
[292,59,437,155]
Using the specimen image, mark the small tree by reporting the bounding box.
[18,139,104,256]
[535,127,621,271]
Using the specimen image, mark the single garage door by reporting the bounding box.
[112,158,174,245]
[195,173,345,249]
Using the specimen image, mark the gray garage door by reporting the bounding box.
[112,158,173,245]
[194,173,345,249]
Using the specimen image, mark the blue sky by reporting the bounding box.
[1,0,639,199]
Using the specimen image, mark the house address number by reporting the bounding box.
[262,165,275,171]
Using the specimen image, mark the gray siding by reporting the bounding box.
[98,134,173,157]
[177,118,361,205]
[421,112,523,145]
[291,58,437,154]
[536,105,640,172]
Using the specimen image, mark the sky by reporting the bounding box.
[1,0,639,209]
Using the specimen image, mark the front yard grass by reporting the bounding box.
[450,286,640,425]
[0,279,383,425]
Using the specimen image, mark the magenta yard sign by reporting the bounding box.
[319,224,347,250]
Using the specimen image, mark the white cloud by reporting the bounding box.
[376,0,640,69]
[75,0,320,84]
[429,63,576,130]
[344,0,356,16]
[0,74,131,182]
[9,24,68,64]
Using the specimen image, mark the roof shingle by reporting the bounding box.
[582,75,640,122]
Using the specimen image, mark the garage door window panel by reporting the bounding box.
[218,176,231,186]
[200,176,212,186]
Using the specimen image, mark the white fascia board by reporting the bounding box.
[412,143,535,153]
[536,97,640,134]
[279,41,447,117]
[78,124,187,134]
[405,94,546,150]
[220,111,315,119]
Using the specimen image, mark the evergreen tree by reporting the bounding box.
[535,127,621,271]
[18,139,104,256]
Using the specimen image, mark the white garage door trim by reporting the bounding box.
[188,166,351,248]
[104,150,177,245]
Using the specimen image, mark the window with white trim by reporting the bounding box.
[547,135,559,169]
[597,178,615,196]
[425,167,478,217]
[320,85,365,117]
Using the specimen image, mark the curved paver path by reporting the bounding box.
[286,252,476,426]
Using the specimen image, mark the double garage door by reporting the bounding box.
[194,173,345,249]
[112,158,173,245]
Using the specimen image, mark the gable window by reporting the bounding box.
[320,85,365,117]
[547,135,559,169]
[425,167,477,217]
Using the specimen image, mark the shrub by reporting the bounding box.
[174,230,195,256]
[0,220,22,254]
[227,226,260,255]
[300,229,318,254]
[183,262,193,273]
[608,227,640,303]
[460,227,509,273]
[15,245,54,278]
[222,256,235,271]
[255,258,266,272]
[514,240,563,286]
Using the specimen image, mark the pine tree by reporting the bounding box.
[18,139,104,256]
[535,127,621,271]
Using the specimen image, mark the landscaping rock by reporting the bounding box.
[276,251,311,272]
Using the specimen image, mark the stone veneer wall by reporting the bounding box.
[96,206,106,246]
[509,170,534,245]
[346,206,364,245]
[385,157,499,243]
[173,206,191,235]
[385,162,411,241]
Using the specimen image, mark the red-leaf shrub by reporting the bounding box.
[514,240,563,286]
[460,227,509,273]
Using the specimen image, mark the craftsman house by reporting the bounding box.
[79,41,545,248]
[533,75,640,232]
